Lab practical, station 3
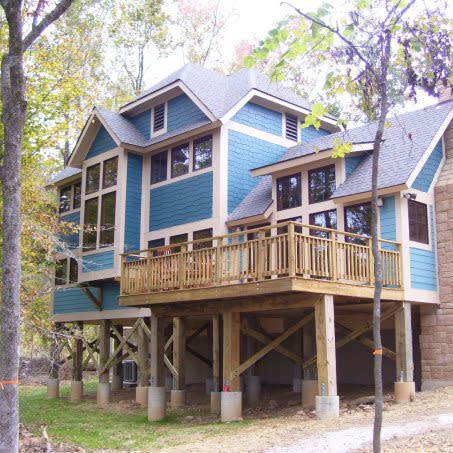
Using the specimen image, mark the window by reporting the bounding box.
[102,157,118,189]
[193,135,213,171]
[73,182,81,209]
[86,163,100,194]
[409,200,429,244]
[308,165,336,204]
[59,186,72,213]
[277,217,302,235]
[285,113,298,141]
[171,144,189,177]
[309,210,337,238]
[170,233,188,253]
[83,197,98,251]
[193,228,213,249]
[277,174,301,211]
[100,192,116,247]
[55,259,67,286]
[151,151,168,184]
[69,258,78,283]
[153,103,166,133]
[344,203,371,244]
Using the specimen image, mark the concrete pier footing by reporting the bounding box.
[302,379,318,408]
[70,380,83,401]
[315,395,339,419]
[47,378,60,399]
[136,386,148,406]
[221,391,242,422]
[148,386,167,421]
[97,382,111,407]
[170,389,186,407]
[394,381,416,403]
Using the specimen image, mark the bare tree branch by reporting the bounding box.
[23,0,74,51]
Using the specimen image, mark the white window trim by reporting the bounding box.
[408,200,433,251]
[151,101,168,137]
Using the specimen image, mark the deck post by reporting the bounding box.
[111,325,123,392]
[47,322,62,399]
[211,314,221,414]
[170,317,186,407]
[221,311,242,421]
[315,295,339,418]
[71,321,84,401]
[97,319,111,407]
[148,316,166,421]
[394,302,415,402]
[136,320,150,406]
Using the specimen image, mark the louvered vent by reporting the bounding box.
[285,113,298,141]
[153,103,165,132]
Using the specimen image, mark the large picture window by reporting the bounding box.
[277,174,301,211]
[309,209,337,238]
[102,157,118,189]
[344,203,371,244]
[100,192,116,247]
[55,257,78,286]
[193,228,213,249]
[308,164,336,204]
[170,233,188,253]
[151,151,168,184]
[83,197,98,251]
[193,135,212,171]
[171,144,189,177]
[86,163,100,194]
[59,181,81,213]
[408,200,429,244]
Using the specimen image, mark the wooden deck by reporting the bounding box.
[119,221,403,307]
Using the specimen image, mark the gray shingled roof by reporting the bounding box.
[50,166,82,184]
[229,101,453,222]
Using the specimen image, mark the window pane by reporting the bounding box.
[55,259,67,286]
[171,144,189,177]
[59,186,72,213]
[309,210,337,238]
[277,217,302,235]
[309,165,336,204]
[408,200,428,244]
[170,233,188,253]
[194,136,212,171]
[100,192,116,247]
[69,258,78,283]
[86,164,100,194]
[151,151,168,184]
[344,203,371,244]
[277,174,301,210]
[103,157,118,189]
[73,182,81,209]
[83,197,98,251]
[193,228,213,249]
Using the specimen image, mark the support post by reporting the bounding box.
[394,302,415,402]
[111,325,123,392]
[221,312,242,422]
[47,322,62,399]
[71,322,84,401]
[171,317,186,407]
[148,316,166,421]
[97,319,111,407]
[315,295,339,418]
[211,314,221,414]
[136,320,149,405]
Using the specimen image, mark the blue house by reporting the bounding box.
[50,64,453,421]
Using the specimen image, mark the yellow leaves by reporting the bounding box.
[331,139,353,158]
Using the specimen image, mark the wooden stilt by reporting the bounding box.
[150,316,165,387]
[112,326,123,390]
[212,315,220,392]
[137,322,150,387]
[49,322,62,380]
[395,302,414,382]
[99,320,111,384]
[223,312,241,391]
[173,317,186,390]
[72,322,83,382]
[315,295,337,396]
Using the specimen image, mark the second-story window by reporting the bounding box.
[100,192,116,247]
[171,143,189,177]
[151,151,168,184]
[408,200,429,244]
[193,135,212,171]
[83,197,98,251]
[59,181,82,213]
[55,257,78,286]
[86,163,100,194]
[309,210,337,238]
[73,182,81,209]
[344,203,371,244]
[308,164,336,204]
[277,174,301,211]
[193,228,213,249]
[170,233,188,253]
[102,157,118,188]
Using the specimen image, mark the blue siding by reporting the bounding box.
[149,172,213,231]
[410,206,437,291]
[81,250,114,273]
[232,102,282,136]
[412,140,443,192]
[101,281,122,310]
[379,196,396,250]
[228,130,286,213]
[345,155,365,177]
[124,153,143,252]
[86,125,116,159]
[59,211,80,249]
[167,94,208,132]
[301,125,330,143]
[129,110,151,140]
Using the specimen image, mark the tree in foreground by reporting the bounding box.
[0,1,76,451]
[246,1,452,451]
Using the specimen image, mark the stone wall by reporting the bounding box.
[420,118,453,390]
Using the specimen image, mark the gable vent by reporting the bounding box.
[153,103,165,132]
[285,113,298,141]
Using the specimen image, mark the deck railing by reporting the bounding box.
[120,222,402,296]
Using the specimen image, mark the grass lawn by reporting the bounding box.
[19,382,252,451]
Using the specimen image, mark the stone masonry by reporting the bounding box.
[420,117,453,390]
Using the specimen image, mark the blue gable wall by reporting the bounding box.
[86,125,116,159]
[59,211,80,249]
[149,171,213,231]
[232,102,282,136]
[228,130,286,213]
[82,250,114,273]
[124,153,143,252]
[301,126,330,143]
[129,110,151,140]
[379,196,396,250]
[53,281,122,314]
[412,140,443,192]
[167,94,208,132]
[345,155,365,177]
[410,206,437,291]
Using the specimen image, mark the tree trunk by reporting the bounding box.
[0,4,26,452]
